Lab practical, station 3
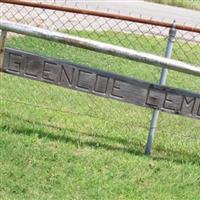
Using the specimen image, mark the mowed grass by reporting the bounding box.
[1,31,200,199]
[146,0,200,11]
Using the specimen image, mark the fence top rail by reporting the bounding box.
[1,0,200,34]
[0,20,200,77]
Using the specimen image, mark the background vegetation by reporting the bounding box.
[146,0,200,10]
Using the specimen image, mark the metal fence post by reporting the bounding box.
[0,30,7,68]
[145,22,177,155]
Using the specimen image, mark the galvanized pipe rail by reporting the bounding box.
[0,20,200,77]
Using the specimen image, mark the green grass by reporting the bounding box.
[146,0,200,10]
[1,31,200,199]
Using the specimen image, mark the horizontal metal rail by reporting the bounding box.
[0,20,200,77]
[1,0,200,34]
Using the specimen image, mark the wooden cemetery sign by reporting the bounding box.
[1,48,200,119]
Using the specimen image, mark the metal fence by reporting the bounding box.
[1,0,200,66]
[0,0,200,156]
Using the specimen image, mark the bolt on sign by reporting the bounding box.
[1,48,200,120]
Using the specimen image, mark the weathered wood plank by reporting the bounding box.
[0,30,7,68]
[1,48,200,119]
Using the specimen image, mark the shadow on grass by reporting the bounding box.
[0,123,144,157]
[1,112,200,165]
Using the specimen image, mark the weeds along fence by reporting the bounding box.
[0,0,200,155]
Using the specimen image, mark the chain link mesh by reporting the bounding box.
[0,2,200,156]
[1,2,200,63]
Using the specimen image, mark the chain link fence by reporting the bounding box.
[1,1,200,64]
[0,1,200,157]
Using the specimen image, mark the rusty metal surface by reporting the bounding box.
[2,48,200,119]
[1,0,200,34]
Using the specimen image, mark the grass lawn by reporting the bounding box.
[146,0,200,11]
[0,31,200,199]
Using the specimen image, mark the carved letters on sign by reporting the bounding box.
[1,48,200,119]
